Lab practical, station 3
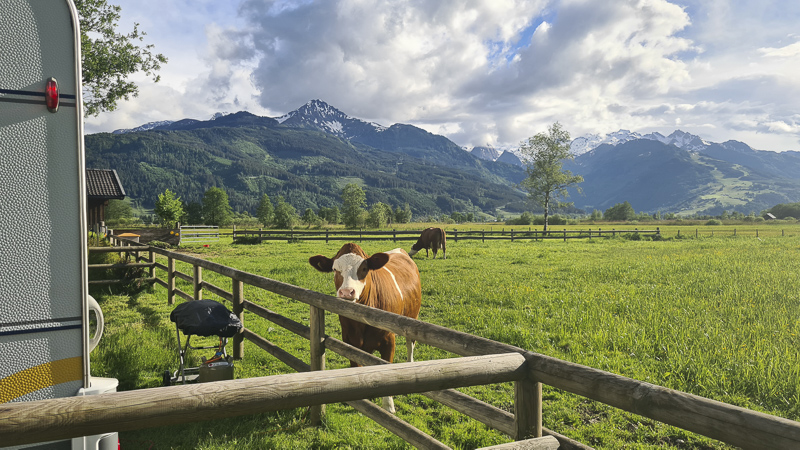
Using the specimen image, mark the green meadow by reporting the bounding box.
[89,225,800,449]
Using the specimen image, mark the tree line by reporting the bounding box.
[108,183,415,229]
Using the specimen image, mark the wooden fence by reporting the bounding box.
[10,236,800,449]
[232,228,661,243]
[179,225,220,244]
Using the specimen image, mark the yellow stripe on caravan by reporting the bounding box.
[0,357,83,403]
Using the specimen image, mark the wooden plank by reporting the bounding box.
[201,281,233,303]
[232,279,244,360]
[87,278,156,286]
[0,353,524,446]
[309,305,326,425]
[193,265,202,300]
[243,329,308,373]
[87,263,154,269]
[173,288,193,303]
[514,379,542,439]
[244,329,444,448]
[167,257,175,305]
[477,435,559,450]
[174,270,192,283]
[243,301,310,340]
[88,246,149,252]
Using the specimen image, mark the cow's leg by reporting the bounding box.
[378,334,397,413]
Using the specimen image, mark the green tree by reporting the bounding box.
[341,183,367,228]
[273,196,298,229]
[319,206,341,225]
[105,199,133,223]
[202,187,233,226]
[183,201,203,225]
[75,0,167,116]
[604,201,636,221]
[518,122,583,232]
[367,202,391,228]
[256,194,274,227]
[394,204,412,224]
[154,189,184,227]
[301,208,321,228]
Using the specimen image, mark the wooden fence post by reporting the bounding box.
[326,229,329,244]
[482,230,485,243]
[514,378,542,440]
[563,229,566,242]
[393,229,396,242]
[232,279,244,360]
[148,251,155,278]
[167,257,176,305]
[193,265,203,300]
[511,229,514,242]
[309,305,326,425]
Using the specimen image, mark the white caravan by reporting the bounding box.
[0,0,117,448]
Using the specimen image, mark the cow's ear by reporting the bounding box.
[309,255,334,272]
[366,252,390,270]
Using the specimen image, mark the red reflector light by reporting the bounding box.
[46,77,59,112]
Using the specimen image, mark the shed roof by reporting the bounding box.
[87,169,126,200]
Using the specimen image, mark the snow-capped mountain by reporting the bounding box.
[570,129,713,155]
[112,112,232,134]
[112,120,175,134]
[469,146,501,161]
[275,99,386,139]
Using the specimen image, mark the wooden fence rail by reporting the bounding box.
[71,237,800,450]
[0,353,525,446]
[231,228,662,243]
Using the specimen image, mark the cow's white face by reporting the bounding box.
[332,253,369,300]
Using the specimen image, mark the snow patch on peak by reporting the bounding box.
[571,129,713,154]
[112,120,174,134]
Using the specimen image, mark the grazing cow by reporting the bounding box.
[408,227,447,259]
[308,243,421,413]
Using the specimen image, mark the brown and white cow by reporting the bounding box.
[308,243,421,413]
[408,227,447,259]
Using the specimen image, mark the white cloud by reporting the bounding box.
[85,0,800,151]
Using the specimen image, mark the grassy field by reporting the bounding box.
[89,224,800,449]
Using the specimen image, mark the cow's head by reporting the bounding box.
[309,243,390,301]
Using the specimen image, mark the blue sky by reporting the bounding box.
[86,0,800,152]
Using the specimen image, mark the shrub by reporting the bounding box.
[706,219,722,226]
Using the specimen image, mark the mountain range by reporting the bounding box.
[90,99,800,218]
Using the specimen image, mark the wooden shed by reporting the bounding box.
[86,168,126,230]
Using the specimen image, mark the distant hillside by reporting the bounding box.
[98,100,800,217]
[563,139,800,215]
[86,116,526,218]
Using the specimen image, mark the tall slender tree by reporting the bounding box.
[341,183,367,228]
[518,122,583,232]
[256,194,274,227]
